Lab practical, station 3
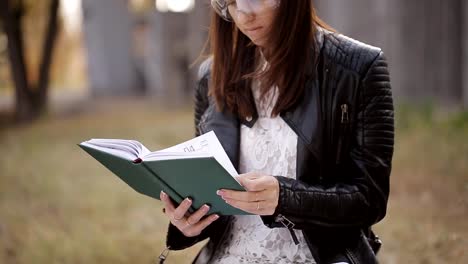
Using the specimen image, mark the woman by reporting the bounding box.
[159,0,394,263]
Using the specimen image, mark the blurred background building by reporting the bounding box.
[81,0,208,99]
[81,0,468,108]
[81,0,209,101]
[1,0,467,119]
[315,0,468,108]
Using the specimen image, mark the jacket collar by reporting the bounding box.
[240,26,326,128]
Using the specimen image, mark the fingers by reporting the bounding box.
[182,213,220,237]
[160,191,220,237]
[193,214,220,232]
[218,174,280,216]
[217,189,260,202]
[173,197,192,221]
[235,172,273,192]
[235,173,262,191]
[218,188,277,202]
[160,191,191,223]
[160,191,176,212]
[224,198,276,215]
[187,204,211,224]
[225,199,257,211]
[235,171,262,181]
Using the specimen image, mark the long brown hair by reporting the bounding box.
[208,1,331,119]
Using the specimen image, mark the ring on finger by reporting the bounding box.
[185,218,194,226]
[173,215,183,222]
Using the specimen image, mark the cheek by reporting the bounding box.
[256,11,275,33]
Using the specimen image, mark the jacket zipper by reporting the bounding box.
[275,214,299,245]
[158,246,170,263]
[336,103,349,164]
[320,66,330,182]
[345,248,359,264]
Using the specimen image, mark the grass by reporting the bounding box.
[0,99,205,264]
[0,99,467,263]
[374,105,468,263]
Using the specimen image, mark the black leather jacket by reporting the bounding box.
[164,29,394,264]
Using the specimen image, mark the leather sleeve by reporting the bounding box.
[268,52,394,229]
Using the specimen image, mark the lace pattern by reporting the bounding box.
[209,83,315,264]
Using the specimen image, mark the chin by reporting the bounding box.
[251,38,266,47]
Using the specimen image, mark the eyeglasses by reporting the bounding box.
[211,0,279,21]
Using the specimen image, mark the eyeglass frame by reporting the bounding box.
[210,0,280,22]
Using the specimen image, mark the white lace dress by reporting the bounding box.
[209,83,316,264]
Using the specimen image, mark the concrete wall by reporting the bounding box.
[315,0,467,107]
[187,0,211,94]
[144,11,188,100]
[143,1,209,100]
[82,0,139,96]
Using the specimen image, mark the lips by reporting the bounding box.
[245,26,263,32]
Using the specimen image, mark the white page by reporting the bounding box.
[143,153,212,161]
[143,151,211,160]
[87,139,150,157]
[150,131,238,176]
[80,142,136,161]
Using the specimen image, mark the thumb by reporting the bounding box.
[235,172,263,191]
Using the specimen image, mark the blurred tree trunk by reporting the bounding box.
[463,0,468,109]
[0,0,59,122]
[81,0,139,96]
[187,0,210,94]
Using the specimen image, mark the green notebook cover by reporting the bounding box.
[79,143,250,215]
[143,157,248,215]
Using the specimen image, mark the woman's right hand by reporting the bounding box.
[160,191,219,237]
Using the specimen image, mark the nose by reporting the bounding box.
[236,0,252,13]
[236,9,255,24]
[235,1,255,23]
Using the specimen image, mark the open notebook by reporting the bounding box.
[79,131,250,215]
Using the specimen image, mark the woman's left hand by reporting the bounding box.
[216,172,279,216]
